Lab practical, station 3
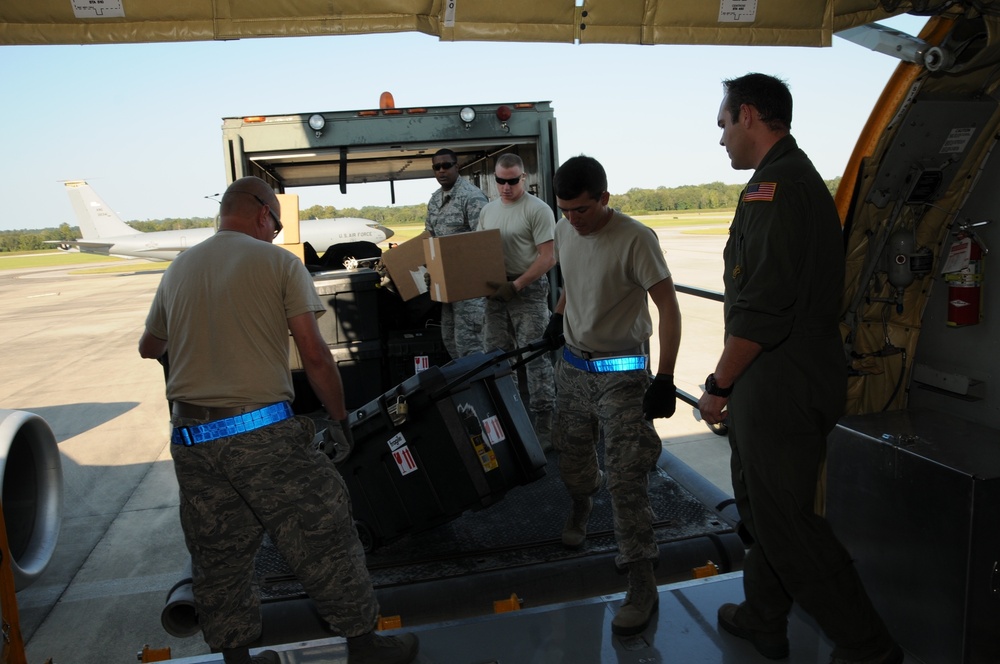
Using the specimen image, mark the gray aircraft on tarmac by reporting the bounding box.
[52,180,393,262]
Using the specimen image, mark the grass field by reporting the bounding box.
[386,209,733,244]
[0,209,733,271]
[0,251,167,274]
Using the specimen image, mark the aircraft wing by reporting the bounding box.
[0,1,915,47]
[44,239,178,261]
[44,240,112,255]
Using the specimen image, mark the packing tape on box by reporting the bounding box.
[409,267,428,294]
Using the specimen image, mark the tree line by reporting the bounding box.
[1,178,840,252]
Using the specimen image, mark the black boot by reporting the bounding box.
[347,630,419,664]
[221,646,280,664]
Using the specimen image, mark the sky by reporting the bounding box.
[0,14,929,232]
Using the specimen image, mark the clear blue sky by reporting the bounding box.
[0,14,927,232]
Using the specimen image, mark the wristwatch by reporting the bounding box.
[705,373,733,398]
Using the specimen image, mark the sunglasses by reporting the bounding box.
[432,161,456,171]
[495,175,523,186]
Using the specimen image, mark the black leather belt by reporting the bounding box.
[172,401,273,421]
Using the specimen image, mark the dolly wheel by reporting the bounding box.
[355,520,377,553]
[709,420,729,436]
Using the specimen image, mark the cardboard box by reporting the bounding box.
[381,231,431,301]
[275,193,300,245]
[423,229,506,303]
[278,242,306,263]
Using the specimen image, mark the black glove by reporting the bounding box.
[324,419,355,464]
[543,312,565,350]
[642,374,676,420]
[487,280,518,302]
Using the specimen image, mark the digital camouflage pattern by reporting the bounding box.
[553,359,660,567]
[441,297,485,359]
[425,176,488,237]
[482,276,555,414]
[427,176,489,359]
[170,414,378,649]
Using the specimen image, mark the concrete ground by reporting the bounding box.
[0,227,733,664]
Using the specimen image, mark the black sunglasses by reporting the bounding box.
[432,161,456,171]
[495,175,523,186]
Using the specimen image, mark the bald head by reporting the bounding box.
[219,176,282,242]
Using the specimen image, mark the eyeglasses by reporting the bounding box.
[495,175,523,186]
[432,161,456,171]
[233,190,282,238]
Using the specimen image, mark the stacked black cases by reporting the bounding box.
[386,327,453,386]
[292,268,385,412]
[340,350,547,551]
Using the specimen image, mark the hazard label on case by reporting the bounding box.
[471,433,499,471]
[387,432,418,475]
[482,416,506,445]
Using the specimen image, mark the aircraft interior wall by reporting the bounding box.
[908,149,1000,430]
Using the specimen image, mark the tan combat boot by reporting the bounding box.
[533,409,553,452]
[561,470,605,548]
[561,495,593,548]
[611,559,659,636]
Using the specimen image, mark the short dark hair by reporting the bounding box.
[553,155,607,201]
[496,153,523,171]
[433,148,457,162]
[722,73,792,132]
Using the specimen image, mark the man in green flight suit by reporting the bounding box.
[697,73,902,664]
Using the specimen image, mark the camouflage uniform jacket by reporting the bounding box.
[425,176,488,237]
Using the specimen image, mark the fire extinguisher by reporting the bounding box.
[944,232,984,327]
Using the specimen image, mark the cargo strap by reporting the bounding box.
[432,340,550,400]
[171,402,292,446]
[562,347,647,373]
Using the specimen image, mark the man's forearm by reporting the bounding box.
[713,334,763,387]
[303,357,348,421]
[512,243,556,291]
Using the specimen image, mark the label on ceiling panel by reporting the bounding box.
[72,0,125,19]
[719,0,757,22]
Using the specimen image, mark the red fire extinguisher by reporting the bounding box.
[944,233,984,327]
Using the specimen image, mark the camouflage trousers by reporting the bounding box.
[441,297,485,360]
[554,356,661,567]
[482,275,555,413]
[170,414,378,650]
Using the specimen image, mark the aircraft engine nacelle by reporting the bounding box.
[0,410,63,590]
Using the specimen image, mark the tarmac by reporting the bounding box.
[0,227,735,664]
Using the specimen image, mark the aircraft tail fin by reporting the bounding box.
[63,180,137,239]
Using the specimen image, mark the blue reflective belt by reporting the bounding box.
[171,402,293,446]
[562,347,647,373]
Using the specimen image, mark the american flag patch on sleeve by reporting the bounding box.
[743,182,777,201]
